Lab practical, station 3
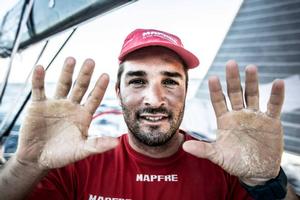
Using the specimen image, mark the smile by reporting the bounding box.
[139,114,168,123]
[143,116,164,122]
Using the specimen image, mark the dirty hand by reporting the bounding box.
[183,60,285,186]
[16,57,119,170]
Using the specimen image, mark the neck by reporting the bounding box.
[127,130,184,158]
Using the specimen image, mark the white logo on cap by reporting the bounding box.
[142,31,179,45]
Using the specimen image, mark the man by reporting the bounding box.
[0,28,287,199]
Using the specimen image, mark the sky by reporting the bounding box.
[0,0,243,85]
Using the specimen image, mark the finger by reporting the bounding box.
[54,57,76,99]
[70,59,95,103]
[245,64,259,110]
[209,76,228,117]
[83,136,119,156]
[183,140,220,164]
[84,73,109,115]
[226,60,244,110]
[32,65,46,101]
[266,80,285,119]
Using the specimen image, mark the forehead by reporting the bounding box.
[122,47,186,76]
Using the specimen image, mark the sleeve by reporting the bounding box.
[25,164,77,200]
[226,174,254,200]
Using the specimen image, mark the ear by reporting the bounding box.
[115,83,121,102]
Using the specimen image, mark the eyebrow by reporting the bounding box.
[124,70,183,80]
[125,70,146,78]
[161,71,183,80]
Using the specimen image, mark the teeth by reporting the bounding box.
[144,116,163,121]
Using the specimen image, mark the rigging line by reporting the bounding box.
[0,0,35,104]
[0,27,77,141]
[0,40,48,141]
[44,28,77,71]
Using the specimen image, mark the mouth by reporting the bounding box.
[139,114,169,124]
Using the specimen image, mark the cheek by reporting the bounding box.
[166,88,186,106]
[120,91,142,107]
[120,86,186,108]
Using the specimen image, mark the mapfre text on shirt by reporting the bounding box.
[136,174,178,182]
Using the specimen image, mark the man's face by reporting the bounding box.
[116,47,187,146]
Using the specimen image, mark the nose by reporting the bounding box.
[143,83,166,107]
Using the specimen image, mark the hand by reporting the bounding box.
[183,60,285,186]
[16,57,119,170]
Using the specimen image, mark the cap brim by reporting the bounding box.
[118,41,199,69]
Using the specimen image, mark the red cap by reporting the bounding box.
[118,29,200,69]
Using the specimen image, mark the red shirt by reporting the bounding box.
[27,131,252,200]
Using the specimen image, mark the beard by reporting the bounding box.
[121,101,184,147]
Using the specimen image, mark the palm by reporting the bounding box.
[16,58,118,170]
[183,60,285,184]
[19,99,89,168]
[214,110,282,178]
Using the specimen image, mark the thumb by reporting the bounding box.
[183,140,218,162]
[83,136,119,156]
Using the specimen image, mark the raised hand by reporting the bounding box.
[183,60,285,185]
[16,57,119,170]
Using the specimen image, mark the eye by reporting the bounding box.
[162,79,179,87]
[128,79,146,87]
